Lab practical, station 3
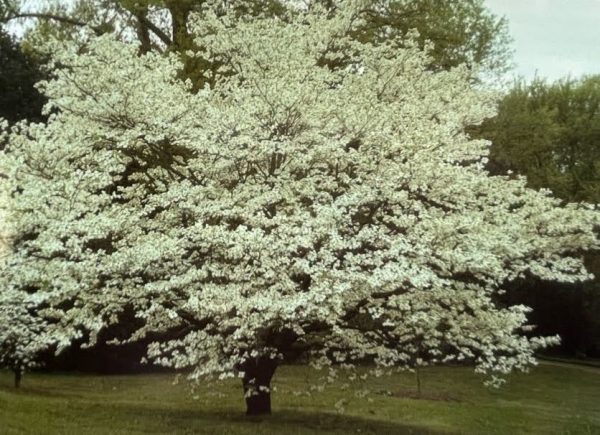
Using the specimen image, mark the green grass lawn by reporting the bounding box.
[1,363,599,434]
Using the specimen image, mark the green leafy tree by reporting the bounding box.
[350,0,512,75]
[0,29,46,124]
[480,76,600,202]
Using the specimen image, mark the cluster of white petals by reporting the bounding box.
[0,282,54,374]
[1,1,598,387]
[0,154,55,374]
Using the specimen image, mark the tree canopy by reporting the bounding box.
[1,2,596,414]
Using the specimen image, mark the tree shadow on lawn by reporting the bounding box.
[375,388,462,402]
[114,402,446,434]
[0,384,74,399]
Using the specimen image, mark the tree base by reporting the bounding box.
[245,391,272,416]
[241,356,278,416]
[14,369,22,389]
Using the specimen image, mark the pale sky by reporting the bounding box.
[486,0,600,81]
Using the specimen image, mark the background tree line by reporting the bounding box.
[0,0,598,374]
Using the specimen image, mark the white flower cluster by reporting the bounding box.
[1,118,56,375]
[0,284,55,374]
[1,1,598,387]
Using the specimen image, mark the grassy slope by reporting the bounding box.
[0,363,599,434]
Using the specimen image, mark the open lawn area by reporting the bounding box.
[1,363,599,434]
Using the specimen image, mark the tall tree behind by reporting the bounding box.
[481,77,600,202]
[2,0,291,90]
[0,29,46,124]
[351,0,513,76]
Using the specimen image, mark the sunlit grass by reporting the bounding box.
[1,363,599,434]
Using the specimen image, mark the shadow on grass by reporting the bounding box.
[111,401,446,434]
[375,388,462,402]
[0,385,69,399]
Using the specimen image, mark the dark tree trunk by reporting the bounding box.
[240,356,278,416]
[165,1,193,50]
[14,367,22,389]
[134,9,152,54]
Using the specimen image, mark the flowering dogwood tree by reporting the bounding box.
[0,144,57,388]
[1,1,598,414]
[0,288,53,388]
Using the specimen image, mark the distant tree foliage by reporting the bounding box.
[479,76,600,203]
[349,0,512,75]
[0,29,46,124]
